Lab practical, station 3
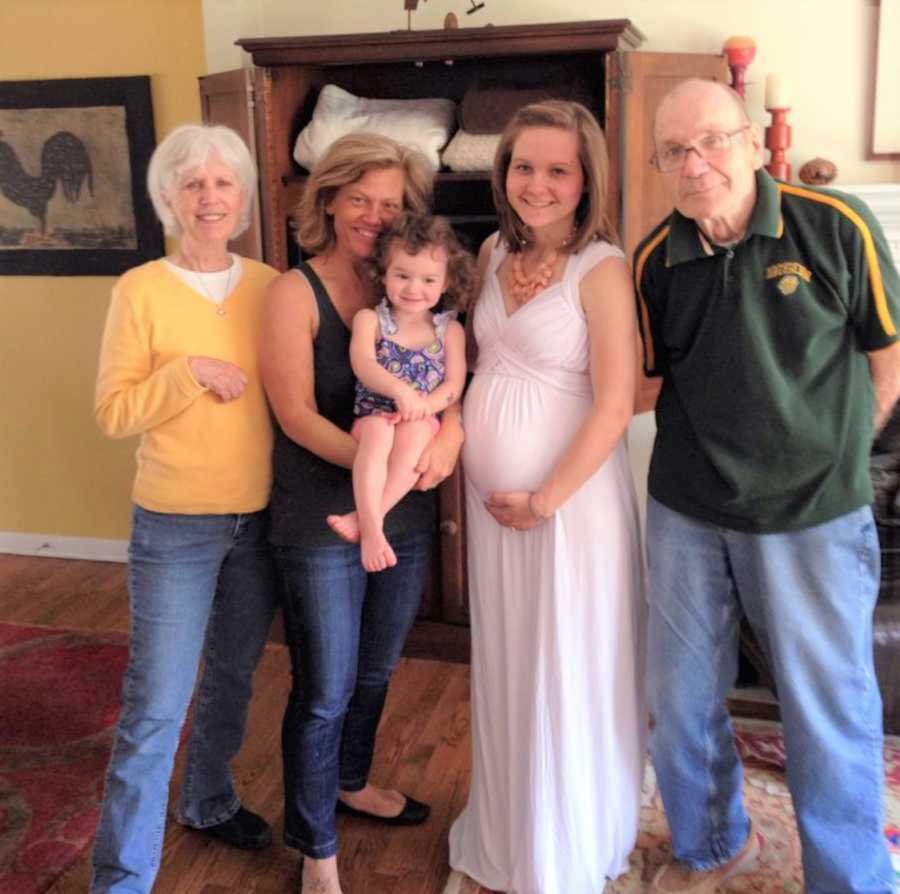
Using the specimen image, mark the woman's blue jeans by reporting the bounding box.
[646,498,894,894]
[277,531,432,858]
[90,507,279,894]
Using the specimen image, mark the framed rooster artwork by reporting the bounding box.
[0,75,162,275]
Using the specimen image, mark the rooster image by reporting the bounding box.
[0,130,93,234]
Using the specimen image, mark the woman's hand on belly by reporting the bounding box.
[484,490,543,531]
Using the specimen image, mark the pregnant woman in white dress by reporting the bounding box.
[449,100,646,893]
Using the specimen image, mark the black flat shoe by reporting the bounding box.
[197,806,272,849]
[335,793,430,826]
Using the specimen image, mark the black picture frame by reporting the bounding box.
[0,75,163,276]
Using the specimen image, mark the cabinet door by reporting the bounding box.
[199,68,264,261]
[617,52,729,262]
[437,466,467,624]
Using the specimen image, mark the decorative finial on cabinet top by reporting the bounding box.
[404,0,424,31]
[405,0,485,30]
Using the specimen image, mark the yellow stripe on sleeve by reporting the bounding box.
[634,226,670,372]
[779,184,896,337]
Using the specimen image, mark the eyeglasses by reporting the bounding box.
[651,125,751,173]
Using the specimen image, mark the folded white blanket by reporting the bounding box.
[293,84,456,172]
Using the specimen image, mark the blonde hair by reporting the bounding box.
[491,100,618,253]
[294,132,434,255]
[147,124,257,237]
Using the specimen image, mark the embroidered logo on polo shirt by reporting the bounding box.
[766,261,812,297]
[777,275,800,295]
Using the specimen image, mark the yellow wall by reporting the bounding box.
[0,0,206,539]
[205,0,900,185]
[2,1,895,542]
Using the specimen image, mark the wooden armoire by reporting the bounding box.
[200,20,727,661]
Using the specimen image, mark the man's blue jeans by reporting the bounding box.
[277,531,432,858]
[90,507,278,894]
[646,498,894,894]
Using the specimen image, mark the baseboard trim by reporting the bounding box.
[0,532,127,563]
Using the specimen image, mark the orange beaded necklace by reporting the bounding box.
[506,231,575,305]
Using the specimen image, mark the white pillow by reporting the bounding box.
[293,84,456,172]
[441,128,502,172]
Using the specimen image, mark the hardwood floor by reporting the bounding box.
[0,555,471,894]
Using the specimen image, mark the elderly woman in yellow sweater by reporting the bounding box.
[91,124,279,894]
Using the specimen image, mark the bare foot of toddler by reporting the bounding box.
[326,512,360,543]
[360,530,397,572]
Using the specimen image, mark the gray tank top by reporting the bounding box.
[269,262,436,547]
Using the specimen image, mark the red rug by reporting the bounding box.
[444,719,900,894]
[0,621,130,894]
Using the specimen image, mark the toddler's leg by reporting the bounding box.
[380,418,439,513]
[326,416,385,544]
[326,417,362,543]
[336,416,398,572]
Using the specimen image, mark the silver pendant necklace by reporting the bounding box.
[179,253,234,316]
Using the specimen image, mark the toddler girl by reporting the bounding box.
[327,212,474,571]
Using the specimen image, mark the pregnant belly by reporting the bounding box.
[462,373,589,497]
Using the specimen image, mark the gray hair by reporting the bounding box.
[147,124,257,237]
[653,78,751,143]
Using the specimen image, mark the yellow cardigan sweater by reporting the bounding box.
[95,257,279,515]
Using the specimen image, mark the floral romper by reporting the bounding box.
[353,298,455,418]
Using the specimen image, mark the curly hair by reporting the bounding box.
[367,212,477,312]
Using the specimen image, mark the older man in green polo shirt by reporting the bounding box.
[635,78,900,894]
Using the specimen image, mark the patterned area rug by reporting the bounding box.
[0,622,130,894]
[443,719,900,894]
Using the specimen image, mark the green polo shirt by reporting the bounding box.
[634,170,900,533]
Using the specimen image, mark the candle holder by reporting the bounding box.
[765,107,792,182]
[722,36,756,101]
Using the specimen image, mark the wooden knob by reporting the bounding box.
[440,519,458,536]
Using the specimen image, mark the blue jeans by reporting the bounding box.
[646,498,894,894]
[90,507,279,894]
[277,531,432,858]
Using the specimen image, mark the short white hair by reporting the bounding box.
[147,124,257,237]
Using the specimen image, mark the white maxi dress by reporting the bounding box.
[449,236,646,894]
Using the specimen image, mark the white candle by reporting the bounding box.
[765,73,789,109]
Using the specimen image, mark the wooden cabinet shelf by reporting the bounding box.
[200,22,727,655]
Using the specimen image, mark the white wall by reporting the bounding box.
[204,0,900,185]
